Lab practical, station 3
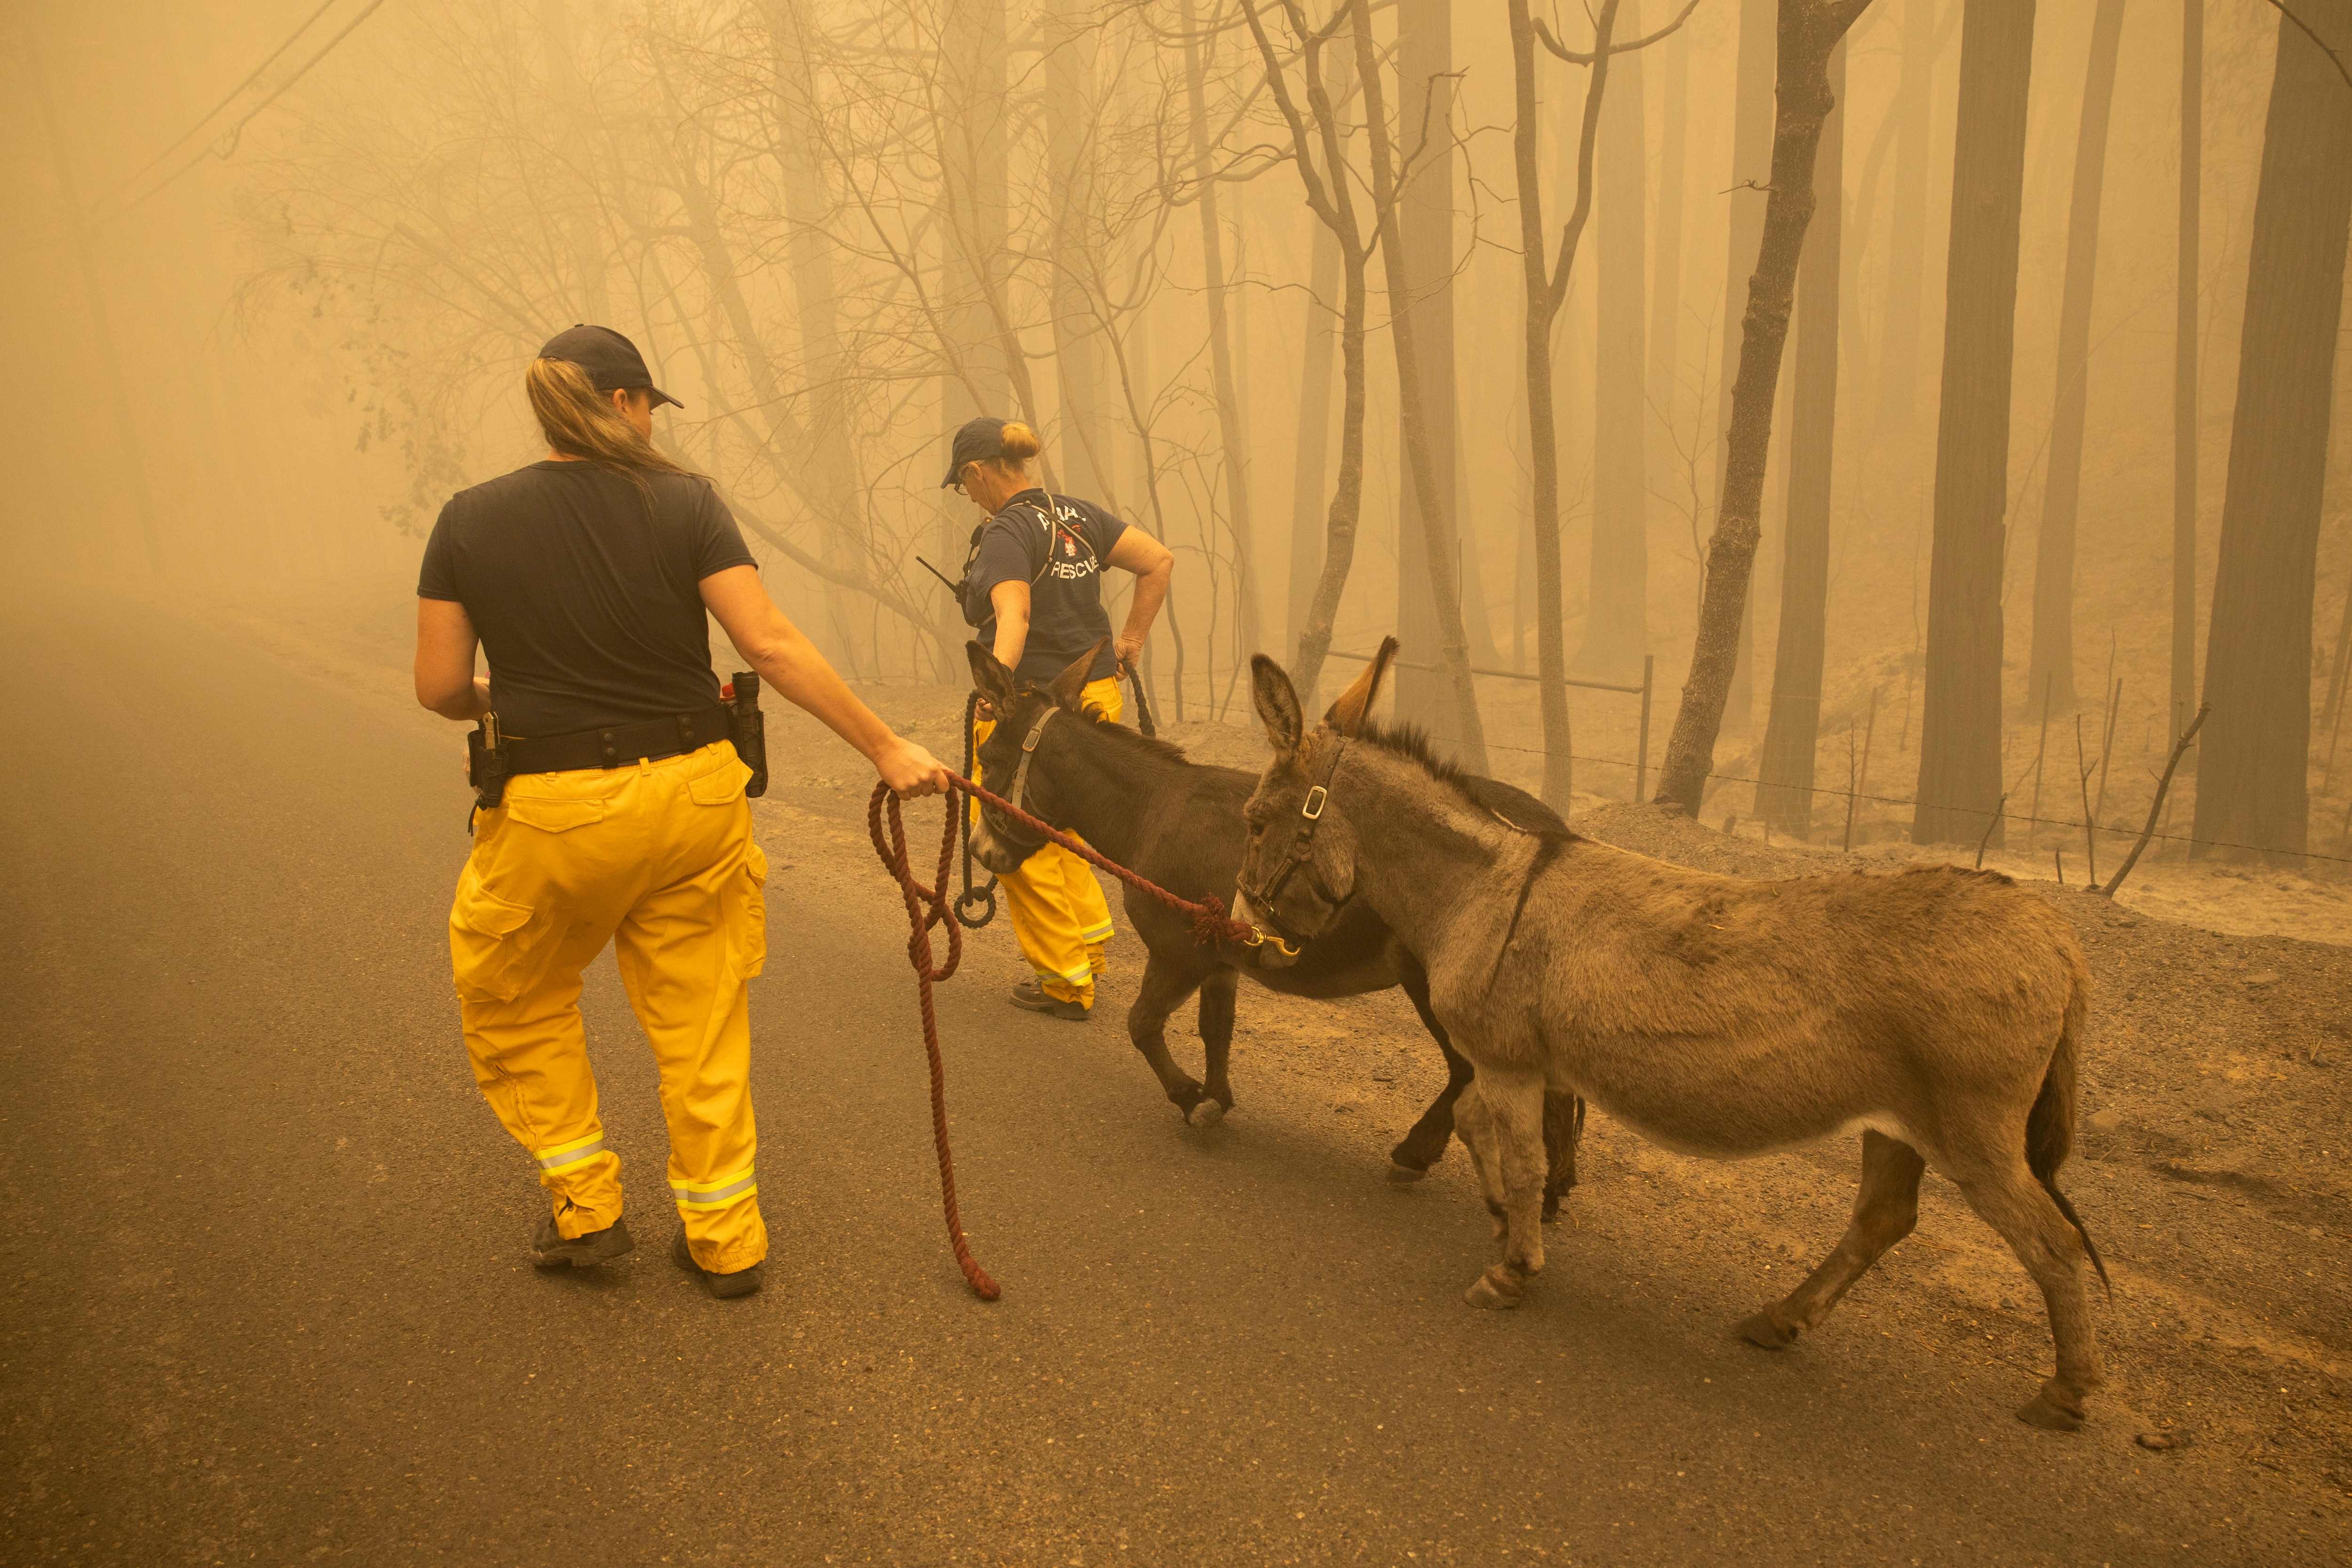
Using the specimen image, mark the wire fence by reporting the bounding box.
[1466,731,2352,868]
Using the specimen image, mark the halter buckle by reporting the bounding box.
[1301,785,1327,821]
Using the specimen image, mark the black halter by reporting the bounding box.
[975,703,1058,859]
[1241,738,1351,951]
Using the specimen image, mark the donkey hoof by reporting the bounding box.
[1387,1161,1429,1184]
[1464,1265,1524,1311]
[1191,1099,1226,1128]
[1736,1310,1798,1351]
[2015,1385,2087,1433]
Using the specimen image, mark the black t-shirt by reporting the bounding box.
[416,460,756,735]
[967,489,1129,684]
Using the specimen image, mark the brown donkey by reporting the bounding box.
[967,642,1582,1198]
[1236,646,2111,1431]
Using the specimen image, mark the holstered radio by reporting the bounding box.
[467,711,511,811]
[726,671,769,798]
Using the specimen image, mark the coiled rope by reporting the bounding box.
[865,767,1262,1300]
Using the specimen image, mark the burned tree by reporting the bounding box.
[2024,0,2125,719]
[2193,0,2352,859]
[1653,0,1875,819]
[1909,0,2034,846]
[1754,38,1845,840]
[1512,0,1700,806]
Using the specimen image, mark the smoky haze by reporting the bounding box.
[14,5,2352,1558]
[5,0,2349,870]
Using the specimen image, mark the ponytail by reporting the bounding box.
[524,357,698,491]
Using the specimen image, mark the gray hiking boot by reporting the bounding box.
[1010,979,1089,1022]
[531,1215,635,1268]
[673,1230,763,1299]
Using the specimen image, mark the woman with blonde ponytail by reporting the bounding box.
[946,414,1175,1022]
[413,324,947,1299]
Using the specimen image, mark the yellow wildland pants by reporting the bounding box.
[973,676,1121,1009]
[448,740,768,1274]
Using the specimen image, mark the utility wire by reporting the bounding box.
[95,0,387,223]
[96,0,341,205]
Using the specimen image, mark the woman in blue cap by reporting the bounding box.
[946,415,1174,1020]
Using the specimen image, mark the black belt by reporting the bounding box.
[502,705,731,777]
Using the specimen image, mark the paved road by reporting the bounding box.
[2,584,2334,1565]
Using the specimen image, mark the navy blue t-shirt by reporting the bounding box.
[967,490,1128,684]
[417,460,755,735]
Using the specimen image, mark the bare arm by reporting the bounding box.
[989,580,1033,674]
[698,565,947,797]
[1107,527,1174,672]
[414,598,492,721]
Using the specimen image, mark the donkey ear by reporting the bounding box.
[967,641,1018,709]
[1324,635,1398,736]
[1251,653,1305,757]
[1049,638,1108,713]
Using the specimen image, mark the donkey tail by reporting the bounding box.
[2027,976,2112,1297]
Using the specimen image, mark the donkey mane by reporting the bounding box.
[1353,719,1571,838]
[1078,707,1193,766]
[1004,680,1193,765]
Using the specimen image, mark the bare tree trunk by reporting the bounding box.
[1393,0,1475,744]
[1179,0,1265,666]
[1578,0,1650,681]
[1043,0,1115,503]
[1713,0,1778,738]
[1877,0,1944,438]
[1655,0,1872,817]
[1351,0,1487,771]
[937,0,1011,672]
[1910,0,2034,845]
[1755,38,1845,840]
[2172,0,2203,751]
[766,0,863,668]
[1508,0,1621,806]
[1650,28,1689,435]
[2193,0,2352,860]
[1290,215,1341,660]
[1239,0,1375,710]
[2024,0,2124,720]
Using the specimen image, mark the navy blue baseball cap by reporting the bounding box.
[941,415,1010,487]
[538,323,683,410]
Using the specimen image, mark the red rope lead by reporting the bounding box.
[866,784,999,1302]
[865,770,1262,1301]
[940,771,1261,947]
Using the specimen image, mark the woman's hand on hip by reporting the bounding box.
[875,737,952,799]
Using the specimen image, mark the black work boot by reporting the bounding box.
[673,1230,763,1299]
[531,1215,635,1268]
[1009,979,1089,1022]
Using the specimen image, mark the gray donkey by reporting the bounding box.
[967,641,1581,1198]
[1235,642,2110,1432]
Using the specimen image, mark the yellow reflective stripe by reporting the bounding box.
[535,1133,610,1172]
[671,1168,757,1208]
[1079,921,1114,942]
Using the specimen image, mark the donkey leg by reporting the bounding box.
[1390,963,1468,1178]
[1541,1092,1587,1222]
[1125,952,1211,1120]
[1946,1156,2106,1432]
[1194,967,1240,1123]
[1458,1067,1549,1310]
[1739,1130,1925,1351]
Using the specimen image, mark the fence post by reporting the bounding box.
[1635,654,1654,803]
